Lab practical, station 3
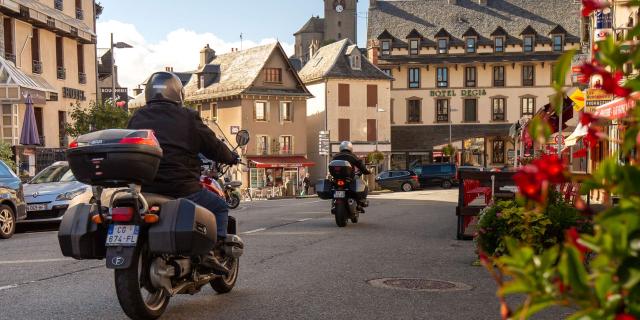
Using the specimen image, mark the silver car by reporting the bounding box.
[20,161,89,223]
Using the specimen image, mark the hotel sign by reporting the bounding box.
[429,89,487,97]
[585,88,614,113]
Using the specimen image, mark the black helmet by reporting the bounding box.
[145,71,184,105]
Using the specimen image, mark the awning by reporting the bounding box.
[248,156,315,168]
[0,55,56,104]
[594,92,640,120]
[563,123,588,148]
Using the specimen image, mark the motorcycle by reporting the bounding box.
[316,160,368,227]
[201,166,242,209]
[58,128,250,320]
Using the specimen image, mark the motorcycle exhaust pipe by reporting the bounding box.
[224,234,244,258]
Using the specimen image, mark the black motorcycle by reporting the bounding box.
[58,128,250,320]
[317,160,368,227]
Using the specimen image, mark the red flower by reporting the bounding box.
[584,127,605,148]
[533,154,566,183]
[565,227,589,259]
[578,63,632,98]
[582,0,608,16]
[514,154,566,202]
[580,112,597,126]
[573,148,588,158]
[615,314,637,320]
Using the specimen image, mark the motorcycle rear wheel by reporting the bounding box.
[210,257,239,293]
[226,193,241,209]
[114,244,170,320]
[335,204,348,227]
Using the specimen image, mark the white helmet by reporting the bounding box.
[339,141,353,152]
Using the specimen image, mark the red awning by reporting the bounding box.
[594,92,640,120]
[248,156,315,168]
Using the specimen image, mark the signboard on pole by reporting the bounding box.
[318,131,330,156]
[585,88,614,113]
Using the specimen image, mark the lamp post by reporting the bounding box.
[449,108,459,163]
[376,106,386,151]
[110,33,133,107]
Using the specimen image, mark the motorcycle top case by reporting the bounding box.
[58,203,107,260]
[328,160,354,179]
[66,129,163,188]
[148,198,217,256]
[316,179,333,200]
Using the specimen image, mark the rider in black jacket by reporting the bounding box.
[127,71,238,273]
[332,141,370,210]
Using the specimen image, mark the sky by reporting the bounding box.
[96,0,370,93]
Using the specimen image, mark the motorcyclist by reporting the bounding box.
[127,71,238,274]
[331,141,371,210]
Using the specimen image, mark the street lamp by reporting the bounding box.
[449,108,459,163]
[110,33,133,106]
[376,106,385,151]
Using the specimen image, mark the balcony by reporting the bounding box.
[4,52,16,64]
[57,67,66,80]
[54,0,63,11]
[78,72,86,84]
[75,8,84,20]
[32,60,43,74]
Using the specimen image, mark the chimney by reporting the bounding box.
[368,39,379,66]
[199,44,216,68]
[165,66,174,72]
[309,40,320,57]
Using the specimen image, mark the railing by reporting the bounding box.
[54,0,63,11]
[75,8,83,20]
[436,115,449,123]
[32,60,43,74]
[19,5,29,18]
[57,67,66,80]
[4,52,16,64]
[78,72,86,84]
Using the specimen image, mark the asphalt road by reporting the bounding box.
[0,190,565,320]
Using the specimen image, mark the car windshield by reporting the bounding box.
[0,161,15,178]
[30,165,76,184]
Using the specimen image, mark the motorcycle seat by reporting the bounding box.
[142,193,175,207]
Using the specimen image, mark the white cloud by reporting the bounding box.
[96,20,294,94]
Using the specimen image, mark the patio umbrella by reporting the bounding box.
[19,94,40,146]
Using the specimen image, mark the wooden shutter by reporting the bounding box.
[338,84,350,107]
[367,119,377,142]
[338,119,350,141]
[77,44,84,73]
[367,85,378,107]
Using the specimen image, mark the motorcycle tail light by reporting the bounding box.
[412,175,418,182]
[336,180,346,187]
[69,140,78,148]
[111,207,134,222]
[143,214,159,224]
[119,130,160,147]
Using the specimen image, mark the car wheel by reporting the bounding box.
[441,180,453,189]
[401,183,413,192]
[0,204,16,239]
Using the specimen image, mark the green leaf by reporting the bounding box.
[513,298,558,319]
[553,49,576,90]
[594,272,614,304]
[559,247,590,294]
[500,279,532,295]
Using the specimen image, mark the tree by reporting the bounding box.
[0,142,15,169]
[65,100,131,138]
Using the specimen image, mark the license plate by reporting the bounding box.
[27,204,47,212]
[106,225,139,247]
[334,191,346,198]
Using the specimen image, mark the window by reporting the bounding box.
[408,68,420,88]
[255,101,267,121]
[2,104,18,145]
[553,35,564,52]
[466,37,476,53]
[492,98,506,121]
[198,74,205,89]
[465,67,476,87]
[31,28,41,74]
[58,111,67,147]
[437,67,448,88]
[464,99,477,122]
[438,38,448,54]
[350,54,361,70]
[250,168,266,188]
[257,136,269,155]
[200,103,212,120]
[407,99,421,123]
[264,68,282,83]
[521,97,535,117]
[390,99,394,124]
[338,83,350,106]
[56,36,64,79]
[381,40,391,56]
[409,39,419,55]
[436,99,449,123]
[493,139,505,164]
[494,37,505,52]
[493,66,505,87]
[382,69,392,77]
[522,65,535,86]
[523,36,534,52]
[77,44,85,84]
[211,103,218,121]
[338,119,350,141]
[3,18,14,63]
[54,0,63,11]
[279,136,293,155]
[367,85,378,107]
[367,119,377,142]
[280,102,292,122]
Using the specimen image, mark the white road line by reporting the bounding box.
[241,228,266,234]
[0,284,18,291]
[297,218,313,222]
[0,258,72,265]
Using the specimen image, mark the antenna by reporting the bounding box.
[240,33,243,50]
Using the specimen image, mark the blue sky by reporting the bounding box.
[97,1,370,90]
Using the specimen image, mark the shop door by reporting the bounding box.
[283,169,298,196]
[34,107,43,146]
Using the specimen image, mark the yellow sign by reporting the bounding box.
[585,88,614,113]
[569,89,585,112]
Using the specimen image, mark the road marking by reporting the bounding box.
[297,218,313,222]
[241,228,266,234]
[0,284,17,291]
[0,258,72,265]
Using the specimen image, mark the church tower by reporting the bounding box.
[324,0,357,43]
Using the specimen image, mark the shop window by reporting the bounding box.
[493,139,505,164]
[250,168,266,188]
[1,104,17,145]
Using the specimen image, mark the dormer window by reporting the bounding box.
[494,37,505,52]
[198,74,205,89]
[523,36,534,52]
[552,35,564,52]
[350,54,361,70]
[409,39,419,55]
[438,39,448,54]
[466,37,476,53]
[381,40,391,56]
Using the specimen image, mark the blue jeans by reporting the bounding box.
[185,189,228,238]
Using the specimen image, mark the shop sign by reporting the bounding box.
[319,131,330,156]
[594,29,613,42]
[594,92,640,120]
[585,88,614,112]
[595,9,612,29]
[429,89,487,97]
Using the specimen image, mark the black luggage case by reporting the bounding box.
[58,204,107,260]
[316,179,333,200]
[148,199,217,256]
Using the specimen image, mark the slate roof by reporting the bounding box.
[368,0,581,47]
[294,16,325,35]
[298,39,393,83]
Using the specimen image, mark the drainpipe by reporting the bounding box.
[93,1,99,104]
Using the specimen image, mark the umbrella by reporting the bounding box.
[19,94,40,146]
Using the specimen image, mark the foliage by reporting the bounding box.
[443,144,456,157]
[367,150,385,164]
[482,2,640,319]
[0,142,15,169]
[65,100,131,138]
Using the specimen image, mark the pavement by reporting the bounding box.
[0,189,567,320]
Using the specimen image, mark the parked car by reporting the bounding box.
[458,166,484,173]
[20,161,89,223]
[375,170,420,192]
[412,163,458,189]
[0,160,26,239]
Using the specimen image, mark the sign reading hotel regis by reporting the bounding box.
[429,89,488,97]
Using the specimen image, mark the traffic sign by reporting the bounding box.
[319,131,330,156]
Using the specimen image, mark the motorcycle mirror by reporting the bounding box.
[236,130,250,147]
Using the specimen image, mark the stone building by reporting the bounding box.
[367,0,581,169]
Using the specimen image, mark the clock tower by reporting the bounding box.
[324,0,357,43]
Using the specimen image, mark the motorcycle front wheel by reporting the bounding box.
[335,202,348,228]
[226,193,241,209]
[114,244,170,320]
[210,257,239,293]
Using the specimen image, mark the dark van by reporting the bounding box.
[412,163,457,189]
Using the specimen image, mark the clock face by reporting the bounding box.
[336,4,344,12]
[334,0,345,12]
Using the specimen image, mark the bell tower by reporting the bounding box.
[324,0,357,43]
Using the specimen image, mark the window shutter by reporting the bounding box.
[338,84,350,107]
[367,119,377,141]
[367,85,377,107]
[338,119,350,141]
